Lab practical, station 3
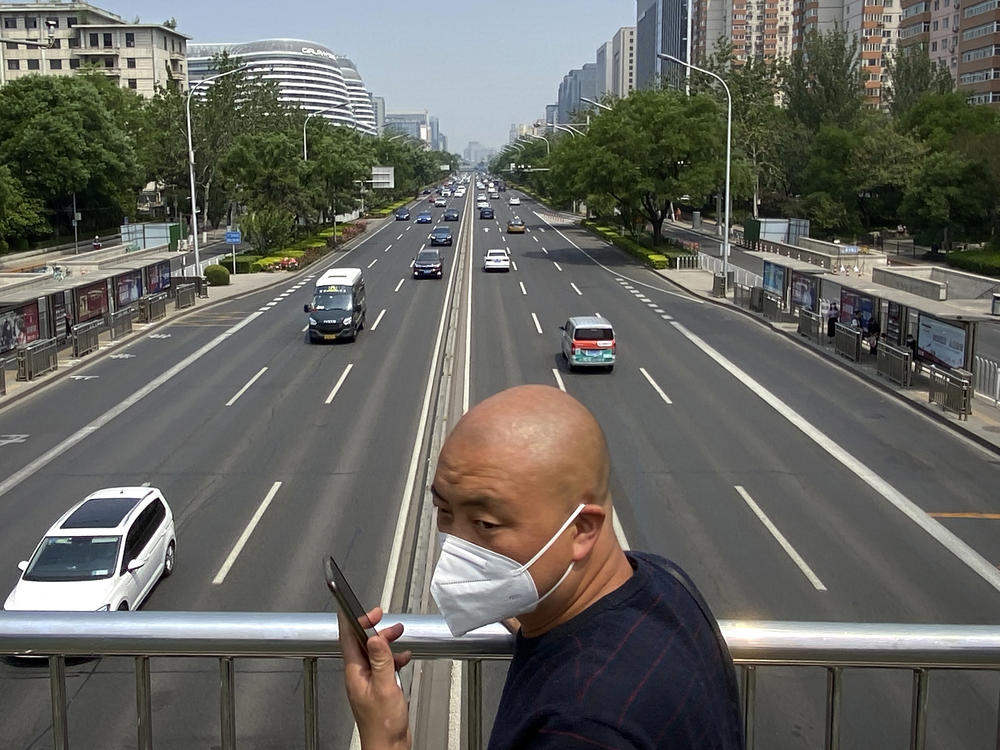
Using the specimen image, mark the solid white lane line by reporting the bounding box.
[531,313,543,334]
[639,367,672,405]
[519,281,527,295]
[394,278,405,292]
[735,486,827,591]
[553,262,563,272]
[511,260,518,271]
[324,363,354,405]
[367,258,378,268]
[226,367,268,407]
[672,320,1000,594]
[370,308,387,331]
[552,369,566,392]
[570,282,583,296]
[213,481,283,585]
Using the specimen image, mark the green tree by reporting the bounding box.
[782,29,864,132]
[0,166,48,252]
[885,48,953,118]
[243,207,293,256]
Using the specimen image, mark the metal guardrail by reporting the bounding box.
[674,254,700,270]
[834,323,863,362]
[175,283,196,310]
[72,319,103,358]
[928,365,973,420]
[974,354,1000,407]
[797,308,823,344]
[1,613,1000,750]
[107,307,135,341]
[15,338,59,381]
[877,343,913,387]
[139,292,169,323]
[698,252,763,287]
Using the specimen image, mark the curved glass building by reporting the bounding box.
[187,39,377,132]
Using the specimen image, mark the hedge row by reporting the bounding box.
[581,221,693,270]
[218,221,368,273]
[944,249,1000,278]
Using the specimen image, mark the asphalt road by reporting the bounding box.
[1,183,1000,748]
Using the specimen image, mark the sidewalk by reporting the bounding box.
[0,269,287,407]
[656,266,1000,454]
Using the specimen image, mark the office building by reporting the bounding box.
[611,26,637,96]
[371,95,385,134]
[0,1,189,95]
[338,56,377,135]
[463,141,494,164]
[545,103,558,130]
[636,0,692,89]
[596,41,614,96]
[385,110,431,145]
[188,39,375,131]
[557,62,597,123]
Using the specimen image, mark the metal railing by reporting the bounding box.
[698,252,763,287]
[71,319,103,358]
[107,306,135,341]
[0,356,11,395]
[139,292,169,323]
[928,365,973,420]
[674,254,700,270]
[15,338,59,381]
[175,283,196,310]
[797,308,823,344]
[974,354,1000,407]
[2,613,1000,750]
[834,323,863,362]
[877,342,913,387]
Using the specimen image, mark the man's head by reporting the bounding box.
[431,385,624,634]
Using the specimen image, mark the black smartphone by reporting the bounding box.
[325,556,378,647]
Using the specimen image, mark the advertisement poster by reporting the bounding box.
[763,260,786,297]
[146,261,171,294]
[76,281,109,323]
[886,301,902,345]
[917,314,966,369]
[115,270,143,306]
[0,302,40,354]
[51,293,66,339]
[790,271,818,312]
[839,289,874,325]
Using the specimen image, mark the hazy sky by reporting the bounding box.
[124,0,636,152]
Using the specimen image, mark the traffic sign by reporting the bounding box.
[225,230,242,244]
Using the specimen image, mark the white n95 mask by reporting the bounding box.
[430,504,585,636]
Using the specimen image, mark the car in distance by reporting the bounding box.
[489,190,500,199]
[483,248,511,272]
[508,196,521,206]
[443,208,460,221]
[395,208,411,221]
[430,226,453,246]
[416,211,433,224]
[477,193,487,202]
[479,206,495,220]
[3,487,176,614]
[434,197,448,208]
[507,217,526,233]
[560,315,616,372]
[413,248,444,279]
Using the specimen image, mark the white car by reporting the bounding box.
[477,200,490,210]
[477,193,487,202]
[483,248,511,272]
[508,196,521,206]
[3,487,176,613]
[434,197,447,207]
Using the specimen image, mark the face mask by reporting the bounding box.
[430,504,585,636]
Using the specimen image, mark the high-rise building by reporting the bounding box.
[843,0,898,106]
[636,0,692,89]
[337,56,377,135]
[557,63,598,123]
[791,0,846,50]
[611,26,637,96]
[385,110,431,146]
[0,1,189,95]
[371,95,386,134]
[596,41,614,96]
[545,103,558,130]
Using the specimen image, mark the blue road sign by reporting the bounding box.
[225,230,242,245]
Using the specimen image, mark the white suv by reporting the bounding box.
[3,487,176,613]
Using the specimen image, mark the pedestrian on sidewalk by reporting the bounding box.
[827,302,839,339]
[63,311,72,341]
[868,317,881,355]
[906,334,918,370]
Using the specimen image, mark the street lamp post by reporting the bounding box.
[580,96,613,112]
[303,108,339,160]
[521,133,550,156]
[186,65,248,277]
[658,52,731,292]
[545,122,585,137]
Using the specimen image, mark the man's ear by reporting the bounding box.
[571,504,606,562]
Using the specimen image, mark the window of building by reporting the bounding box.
[964,0,1000,15]
[162,37,167,50]
[102,32,112,48]
[932,40,939,49]
[125,32,134,48]
[104,57,114,68]
[5,41,17,50]
[46,16,59,28]
[26,58,39,70]
[50,38,60,48]
[170,38,175,52]
[932,19,939,28]
[49,58,62,70]
[127,57,136,68]
[68,37,79,49]
[67,16,77,27]
[25,17,37,29]
[89,32,98,47]
[944,16,949,26]
[69,58,80,69]
[127,78,137,89]
[7,59,19,70]
[3,17,16,29]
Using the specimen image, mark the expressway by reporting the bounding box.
[0,181,999,748]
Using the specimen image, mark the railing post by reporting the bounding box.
[824,666,842,750]
[135,655,153,750]
[219,656,236,750]
[742,664,757,750]
[49,654,69,750]
[303,656,318,750]
[465,659,483,750]
[909,668,929,750]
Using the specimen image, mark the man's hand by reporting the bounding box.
[340,607,413,750]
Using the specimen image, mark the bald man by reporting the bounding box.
[341,385,743,749]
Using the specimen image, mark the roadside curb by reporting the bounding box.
[655,271,1000,458]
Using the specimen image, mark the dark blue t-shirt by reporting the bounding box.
[488,551,743,749]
